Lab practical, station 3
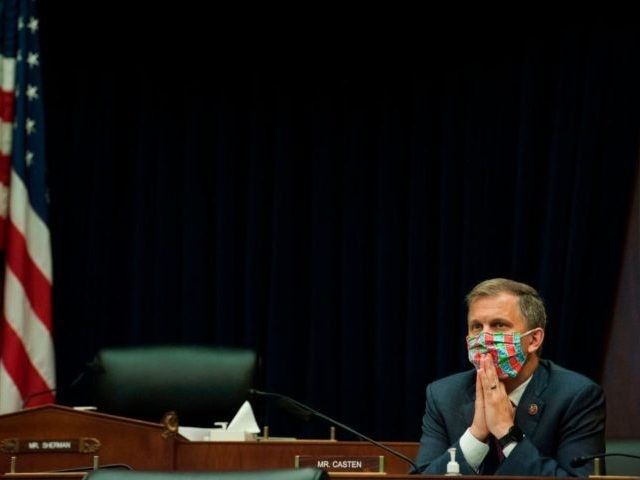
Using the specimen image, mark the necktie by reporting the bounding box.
[494,436,505,462]
[482,435,503,474]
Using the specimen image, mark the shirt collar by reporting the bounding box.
[508,375,532,406]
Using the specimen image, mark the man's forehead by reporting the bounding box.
[467,292,522,319]
[469,291,518,308]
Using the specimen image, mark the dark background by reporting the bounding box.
[35,9,640,442]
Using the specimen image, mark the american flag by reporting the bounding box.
[0,0,54,413]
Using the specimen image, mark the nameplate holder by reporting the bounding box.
[0,438,101,454]
[295,455,384,473]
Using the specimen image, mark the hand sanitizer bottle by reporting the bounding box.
[446,447,461,475]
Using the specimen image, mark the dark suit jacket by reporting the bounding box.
[413,359,605,476]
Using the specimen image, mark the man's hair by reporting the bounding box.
[465,278,547,330]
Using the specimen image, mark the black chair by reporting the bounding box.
[90,345,258,427]
[85,469,328,480]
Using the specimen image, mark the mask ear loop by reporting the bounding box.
[521,328,543,355]
[521,328,539,338]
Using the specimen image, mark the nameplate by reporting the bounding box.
[0,437,101,454]
[295,455,384,472]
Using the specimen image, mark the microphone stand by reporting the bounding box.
[22,359,101,409]
[571,452,640,475]
[249,388,418,471]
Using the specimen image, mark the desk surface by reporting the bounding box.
[0,405,418,474]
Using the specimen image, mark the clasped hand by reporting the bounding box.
[469,354,515,442]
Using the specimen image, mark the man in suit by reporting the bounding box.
[413,278,605,476]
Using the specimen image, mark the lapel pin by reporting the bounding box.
[528,403,539,416]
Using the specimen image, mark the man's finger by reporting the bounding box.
[482,354,500,391]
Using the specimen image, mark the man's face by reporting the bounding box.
[467,292,528,337]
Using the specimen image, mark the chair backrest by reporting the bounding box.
[605,439,640,475]
[86,469,328,480]
[90,345,257,427]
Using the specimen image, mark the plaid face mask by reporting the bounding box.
[466,329,535,378]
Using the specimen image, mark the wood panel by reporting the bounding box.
[0,405,176,473]
[174,440,418,473]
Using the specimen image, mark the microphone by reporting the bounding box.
[570,452,640,468]
[22,359,102,408]
[22,388,57,409]
[248,388,418,471]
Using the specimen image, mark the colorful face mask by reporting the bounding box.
[466,329,535,378]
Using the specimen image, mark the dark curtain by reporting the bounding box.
[38,12,640,442]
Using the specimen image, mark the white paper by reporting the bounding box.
[178,400,260,441]
[208,430,252,441]
[178,426,212,441]
[226,400,260,433]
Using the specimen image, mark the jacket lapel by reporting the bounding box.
[516,360,549,438]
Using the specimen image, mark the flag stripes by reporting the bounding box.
[0,0,54,413]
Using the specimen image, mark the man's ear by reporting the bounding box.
[527,328,545,354]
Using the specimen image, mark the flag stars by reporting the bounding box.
[26,150,34,167]
[27,17,39,33]
[27,52,39,68]
[18,17,25,30]
[26,85,39,101]
[17,51,23,63]
[26,118,36,135]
